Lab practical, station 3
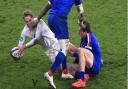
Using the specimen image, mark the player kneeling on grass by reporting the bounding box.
[18,10,73,89]
[67,20,103,88]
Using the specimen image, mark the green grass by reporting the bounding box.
[0,0,127,89]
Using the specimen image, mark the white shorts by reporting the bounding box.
[44,42,60,63]
[41,37,60,63]
[58,39,70,56]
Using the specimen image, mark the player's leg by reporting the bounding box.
[58,39,69,55]
[67,63,79,76]
[48,15,73,79]
[44,40,72,88]
[79,48,93,71]
[44,50,66,89]
[45,48,58,63]
[58,39,68,71]
[58,39,74,79]
[72,48,93,88]
[48,14,69,70]
[43,38,65,89]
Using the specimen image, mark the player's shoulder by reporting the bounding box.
[39,19,45,24]
[90,32,97,39]
[23,25,29,31]
[38,19,48,28]
[21,25,29,34]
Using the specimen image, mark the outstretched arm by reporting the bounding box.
[28,1,51,28]
[18,27,41,54]
[18,26,29,47]
[37,2,51,20]
[18,38,37,54]
[75,0,85,21]
[18,34,26,47]
[76,4,84,15]
[76,4,85,21]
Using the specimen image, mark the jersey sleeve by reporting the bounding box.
[18,34,26,47]
[25,38,36,48]
[18,26,28,47]
[25,25,41,48]
[75,0,82,6]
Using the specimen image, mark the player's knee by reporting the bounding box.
[61,50,66,56]
[56,51,66,62]
[78,48,85,54]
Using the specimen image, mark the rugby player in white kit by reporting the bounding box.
[18,10,73,89]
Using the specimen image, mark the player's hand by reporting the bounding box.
[78,13,85,23]
[18,45,26,54]
[27,18,39,29]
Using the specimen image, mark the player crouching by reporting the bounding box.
[67,20,103,88]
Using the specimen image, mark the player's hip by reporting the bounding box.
[48,12,68,20]
[90,56,103,74]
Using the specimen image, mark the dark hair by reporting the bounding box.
[23,10,33,18]
[79,20,91,33]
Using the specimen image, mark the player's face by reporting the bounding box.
[79,26,86,38]
[24,16,32,27]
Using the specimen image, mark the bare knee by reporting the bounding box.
[78,48,85,54]
[78,48,93,68]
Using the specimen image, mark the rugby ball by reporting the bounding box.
[10,47,24,60]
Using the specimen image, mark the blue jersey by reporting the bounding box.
[48,0,82,17]
[80,32,103,74]
[80,32,101,59]
[48,0,82,39]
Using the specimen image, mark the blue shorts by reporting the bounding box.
[48,14,69,39]
[85,56,103,75]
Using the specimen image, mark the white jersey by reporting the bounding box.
[27,20,59,49]
[19,19,59,49]
[18,19,60,62]
[18,25,36,47]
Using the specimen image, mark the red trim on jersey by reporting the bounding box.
[87,33,91,46]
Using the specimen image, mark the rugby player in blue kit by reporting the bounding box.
[67,20,103,88]
[28,0,85,85]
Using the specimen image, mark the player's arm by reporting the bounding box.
[68,43,79,56]
[75,0,84,21]
[68,43,79,63]
[18,26,28,47]
[37,1,52,20]
[25,28,41,48]
[18,34,26,47]
[19,28,41,54]
[28,1,52,28]
[18,38,37,54]
[19,37,38,54]
[68,43,78,53]
[76,4,84,15]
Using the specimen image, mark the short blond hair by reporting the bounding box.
[23,10,33,18]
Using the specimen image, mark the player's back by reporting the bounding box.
[36,19,59,49]
[37,19,56,40]
[90,32,101,58]
[49,0,80,17]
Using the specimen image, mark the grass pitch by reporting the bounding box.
[0,0,127,89]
